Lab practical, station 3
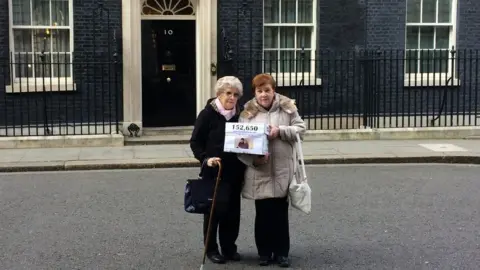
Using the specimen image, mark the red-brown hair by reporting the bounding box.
[252,73,276,93]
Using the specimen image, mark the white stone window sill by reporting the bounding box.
[404,75,460,88]
[270,75,322,87]
[6,80,77,93]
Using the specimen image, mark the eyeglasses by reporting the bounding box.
[224,91,240,98]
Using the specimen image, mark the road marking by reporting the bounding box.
[418,143,468,152]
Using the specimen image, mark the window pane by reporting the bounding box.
[13,30,33,52]
[33,0,51,26]
[52,53,71,77]
[280,51,294,72]
[34,53,52,77]
[419,50,434,73]
[264,27,278,49]
[52,29,70,52]
[405,50,418,73]
[52,0,69,26]
[435,27,450,49]
[298,0,313,23]
[14,53,33,79]
[438,0,452,23]
[296,27,312,49]
[434,50,449,73]
[422,0,436,23]
[279,27,294,48]
[12,0,31,25]
[415,49,449,73]
[296,50,311,73]
[33,29,52,53]
[406,26,419,49]
[264,0,279,23]
[420,27,434,49]
[406,0,421,23]
[264,51,278,73]
[281,0,296,23]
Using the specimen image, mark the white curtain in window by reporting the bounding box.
[264,0,314,73]
[12,0,32,25]
[11,0,71,78]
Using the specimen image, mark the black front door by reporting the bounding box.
[141,20,196,127]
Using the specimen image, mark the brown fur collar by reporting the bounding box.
[240,93,297,119]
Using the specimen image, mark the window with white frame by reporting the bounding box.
[405,0,456,77]
[263,0,316,78]
[9,0,73,82]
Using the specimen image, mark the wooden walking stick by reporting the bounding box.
[199,160,222,270]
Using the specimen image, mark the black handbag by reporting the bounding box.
[184,164,229,214]
[184,174,213,214]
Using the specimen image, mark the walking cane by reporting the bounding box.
[199,160,222,270]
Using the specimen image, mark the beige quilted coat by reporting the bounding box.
[237,93,306,200]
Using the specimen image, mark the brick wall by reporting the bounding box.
[315,0,369,118]
[0,0,8,60]
[457,0,480,50]
[365,0,406,49]
[315,0,407,50]
[0,0,123,132]
[319,0,366,50]
[71,0,123,127]
[217,0,263,103]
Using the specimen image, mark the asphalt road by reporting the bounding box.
[0,164,479,270]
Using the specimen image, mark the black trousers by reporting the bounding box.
[254,197,290,257]
[203,185,241,256]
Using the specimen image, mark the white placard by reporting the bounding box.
[223,123,269,155]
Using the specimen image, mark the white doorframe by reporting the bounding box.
[121,0,217,135]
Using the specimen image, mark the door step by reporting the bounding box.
[142,126,194,136]
[124,127,193,145]
[124,135,191,145]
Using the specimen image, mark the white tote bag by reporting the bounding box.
[288,133,312,214]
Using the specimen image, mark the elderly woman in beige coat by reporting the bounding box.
[237,73,306,267]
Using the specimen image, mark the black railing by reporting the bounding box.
[0,52,122,136]
[222,48,480,130]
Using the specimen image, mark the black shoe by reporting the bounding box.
[224,252,241,261]
[259,255,271,266]
[207,252,226,264]
[276,256,291,268]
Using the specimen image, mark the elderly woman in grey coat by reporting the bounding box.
[237,73,306,267]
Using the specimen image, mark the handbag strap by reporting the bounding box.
[198,159,209,178]
[295,133,307,183]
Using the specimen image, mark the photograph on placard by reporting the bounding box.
[235,137,252,149]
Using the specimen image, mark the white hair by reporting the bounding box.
[214,76,243,96]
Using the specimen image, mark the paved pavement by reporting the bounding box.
[1,139,480,171]
[0,165,479,269]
